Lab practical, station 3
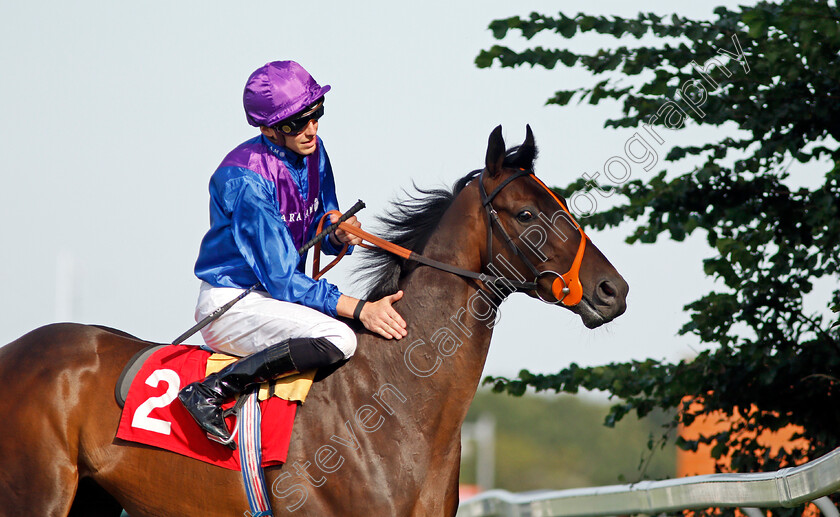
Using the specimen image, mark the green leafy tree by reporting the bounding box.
[477,0,840,501]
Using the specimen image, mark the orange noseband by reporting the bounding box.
[528,174,587,306]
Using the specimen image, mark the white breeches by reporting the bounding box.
[195,281,357,358]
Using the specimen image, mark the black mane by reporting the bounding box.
[356,170,479,300]
[356,145,537,300]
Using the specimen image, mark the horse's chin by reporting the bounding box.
[570,297,608,329]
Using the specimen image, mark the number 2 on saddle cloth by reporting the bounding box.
[115,343,310,469]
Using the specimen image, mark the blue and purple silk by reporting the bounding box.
[195,134,347,317]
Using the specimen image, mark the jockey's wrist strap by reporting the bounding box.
[353,300,367,320]
[329,231,341,247]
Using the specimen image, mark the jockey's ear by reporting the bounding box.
[260,126,285,147]
[485,125,506,177]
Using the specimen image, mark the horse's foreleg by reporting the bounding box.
[406,443,462,517]
[441,456,462,517]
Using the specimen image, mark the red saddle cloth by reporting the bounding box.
[116,345,297,470]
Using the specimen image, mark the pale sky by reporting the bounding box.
[2,0,782,385]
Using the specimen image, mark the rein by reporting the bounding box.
[312,211,537,292]
[315,168,588,306]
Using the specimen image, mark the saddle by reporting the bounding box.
[115,344,315,408]
[115,344,167,408]
[114,344,313,470]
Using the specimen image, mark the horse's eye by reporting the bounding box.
[516,210,534,223]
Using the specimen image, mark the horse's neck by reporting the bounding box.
[355,186,494,440]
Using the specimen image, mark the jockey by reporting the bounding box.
[178,60,407,444]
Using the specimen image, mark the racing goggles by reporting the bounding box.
[274,100,325,135]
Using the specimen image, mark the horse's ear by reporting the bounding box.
[485,125,506,177]
[524,124,535,148]
[510,124,538,170]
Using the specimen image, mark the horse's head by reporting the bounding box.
[478,125,628,328]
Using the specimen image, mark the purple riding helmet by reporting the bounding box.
[243,61,331,128]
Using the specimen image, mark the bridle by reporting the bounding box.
[478,168,588,306]
[310,168,589,306]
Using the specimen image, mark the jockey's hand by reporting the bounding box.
[360,290,407,340]
[329,213,363,247]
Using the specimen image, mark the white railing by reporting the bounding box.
[457,447,840,517]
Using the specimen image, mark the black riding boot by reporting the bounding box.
[177,339,298,444]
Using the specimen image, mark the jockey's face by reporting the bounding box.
[260,119,319,156]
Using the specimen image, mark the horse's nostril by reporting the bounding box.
[594,277,628,318]
[600,280,617,299]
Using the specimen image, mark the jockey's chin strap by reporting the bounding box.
[313,168,587,305]
[478,168,587,306]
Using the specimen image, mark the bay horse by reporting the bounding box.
[0,126,627,516]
